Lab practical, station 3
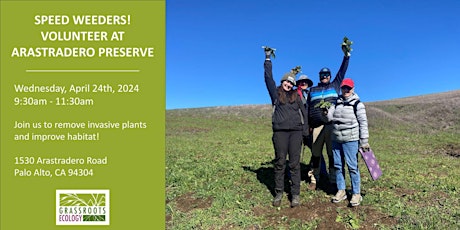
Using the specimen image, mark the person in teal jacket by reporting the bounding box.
[306,38,352,192]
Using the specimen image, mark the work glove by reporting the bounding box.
[262,46,276,59]
[319,104,334,123]
[341,36,353,57]
[360,143,370,152]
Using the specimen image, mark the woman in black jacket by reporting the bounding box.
[263,48,309,208]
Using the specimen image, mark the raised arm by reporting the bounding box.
[330,56,350,92]
[264,48,278,104]
[331,37,353,91]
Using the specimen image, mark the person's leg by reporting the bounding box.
[311,126,325,159]
[288,130,302,207]
[332,141,346,191]
[343,141,360,195]
[332,141,347,202]
[324,124,336,184]
[272,131,289,206]
[309,125,325,189]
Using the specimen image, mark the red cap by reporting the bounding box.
[341,78,354,88]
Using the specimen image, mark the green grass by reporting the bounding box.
[166,103,460,229]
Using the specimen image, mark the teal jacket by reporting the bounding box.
[307,56,349,128]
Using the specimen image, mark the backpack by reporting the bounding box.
[338,99,361,118]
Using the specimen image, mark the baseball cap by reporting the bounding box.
[341,78,355,88]
[319,67,331,74]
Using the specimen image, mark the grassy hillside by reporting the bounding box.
[166,90,460,229]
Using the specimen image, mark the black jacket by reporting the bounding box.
[264,60,309,134]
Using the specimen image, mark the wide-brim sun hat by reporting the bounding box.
[297,75,313,87]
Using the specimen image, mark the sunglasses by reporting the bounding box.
[320,73,331,78]
[298,81,308,86]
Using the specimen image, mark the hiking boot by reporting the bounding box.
[332,190,347,203]
[307,182,317,191]
[307,168,318,191]
[350,194,362,207]
[291,195,300,208]
[272,192,283,207]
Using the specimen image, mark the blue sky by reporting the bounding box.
[166,0,460,109]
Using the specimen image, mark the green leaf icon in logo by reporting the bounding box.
[60,193,106,206]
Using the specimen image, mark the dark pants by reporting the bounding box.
[272,130,302,195]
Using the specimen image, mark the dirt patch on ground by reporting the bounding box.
[443,143,460,158]
[253,197,396,229]
[173,192,214,213]
[394,187,417,197]
[166,192,214,229]
[167,191,396,229]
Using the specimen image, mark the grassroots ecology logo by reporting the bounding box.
[56,189,110,225]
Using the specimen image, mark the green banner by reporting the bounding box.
[0,1,165,229]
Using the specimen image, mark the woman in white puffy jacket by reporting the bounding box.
[325,78,369,207]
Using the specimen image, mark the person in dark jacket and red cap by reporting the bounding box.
[264,47,309,208]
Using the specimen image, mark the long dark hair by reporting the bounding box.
[277,86,298,104]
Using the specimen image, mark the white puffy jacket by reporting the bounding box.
[327,93,369,146]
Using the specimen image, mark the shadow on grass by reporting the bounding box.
[242,161,276,196]
[243,161,315,197]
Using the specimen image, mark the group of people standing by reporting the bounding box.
[263,38,370,208]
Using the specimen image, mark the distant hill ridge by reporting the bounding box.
[367,90,460,105]
[169,90,459,134]
[366,90,459,132]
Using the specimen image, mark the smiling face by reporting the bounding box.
[341,86,354,98]
[319,73,331,84]
[281,80,294,91]
[298,81,309,90]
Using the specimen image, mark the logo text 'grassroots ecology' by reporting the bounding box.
[56,189,110,225]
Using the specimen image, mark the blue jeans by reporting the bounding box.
[332,140,360,194]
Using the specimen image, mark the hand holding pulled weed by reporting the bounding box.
[342,36,353,57]
[262,46,276,59]
[315,100,333,115]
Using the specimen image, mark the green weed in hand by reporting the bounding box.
[314,100,333,109]
[290,66,302,75]
[262,46,276,59]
